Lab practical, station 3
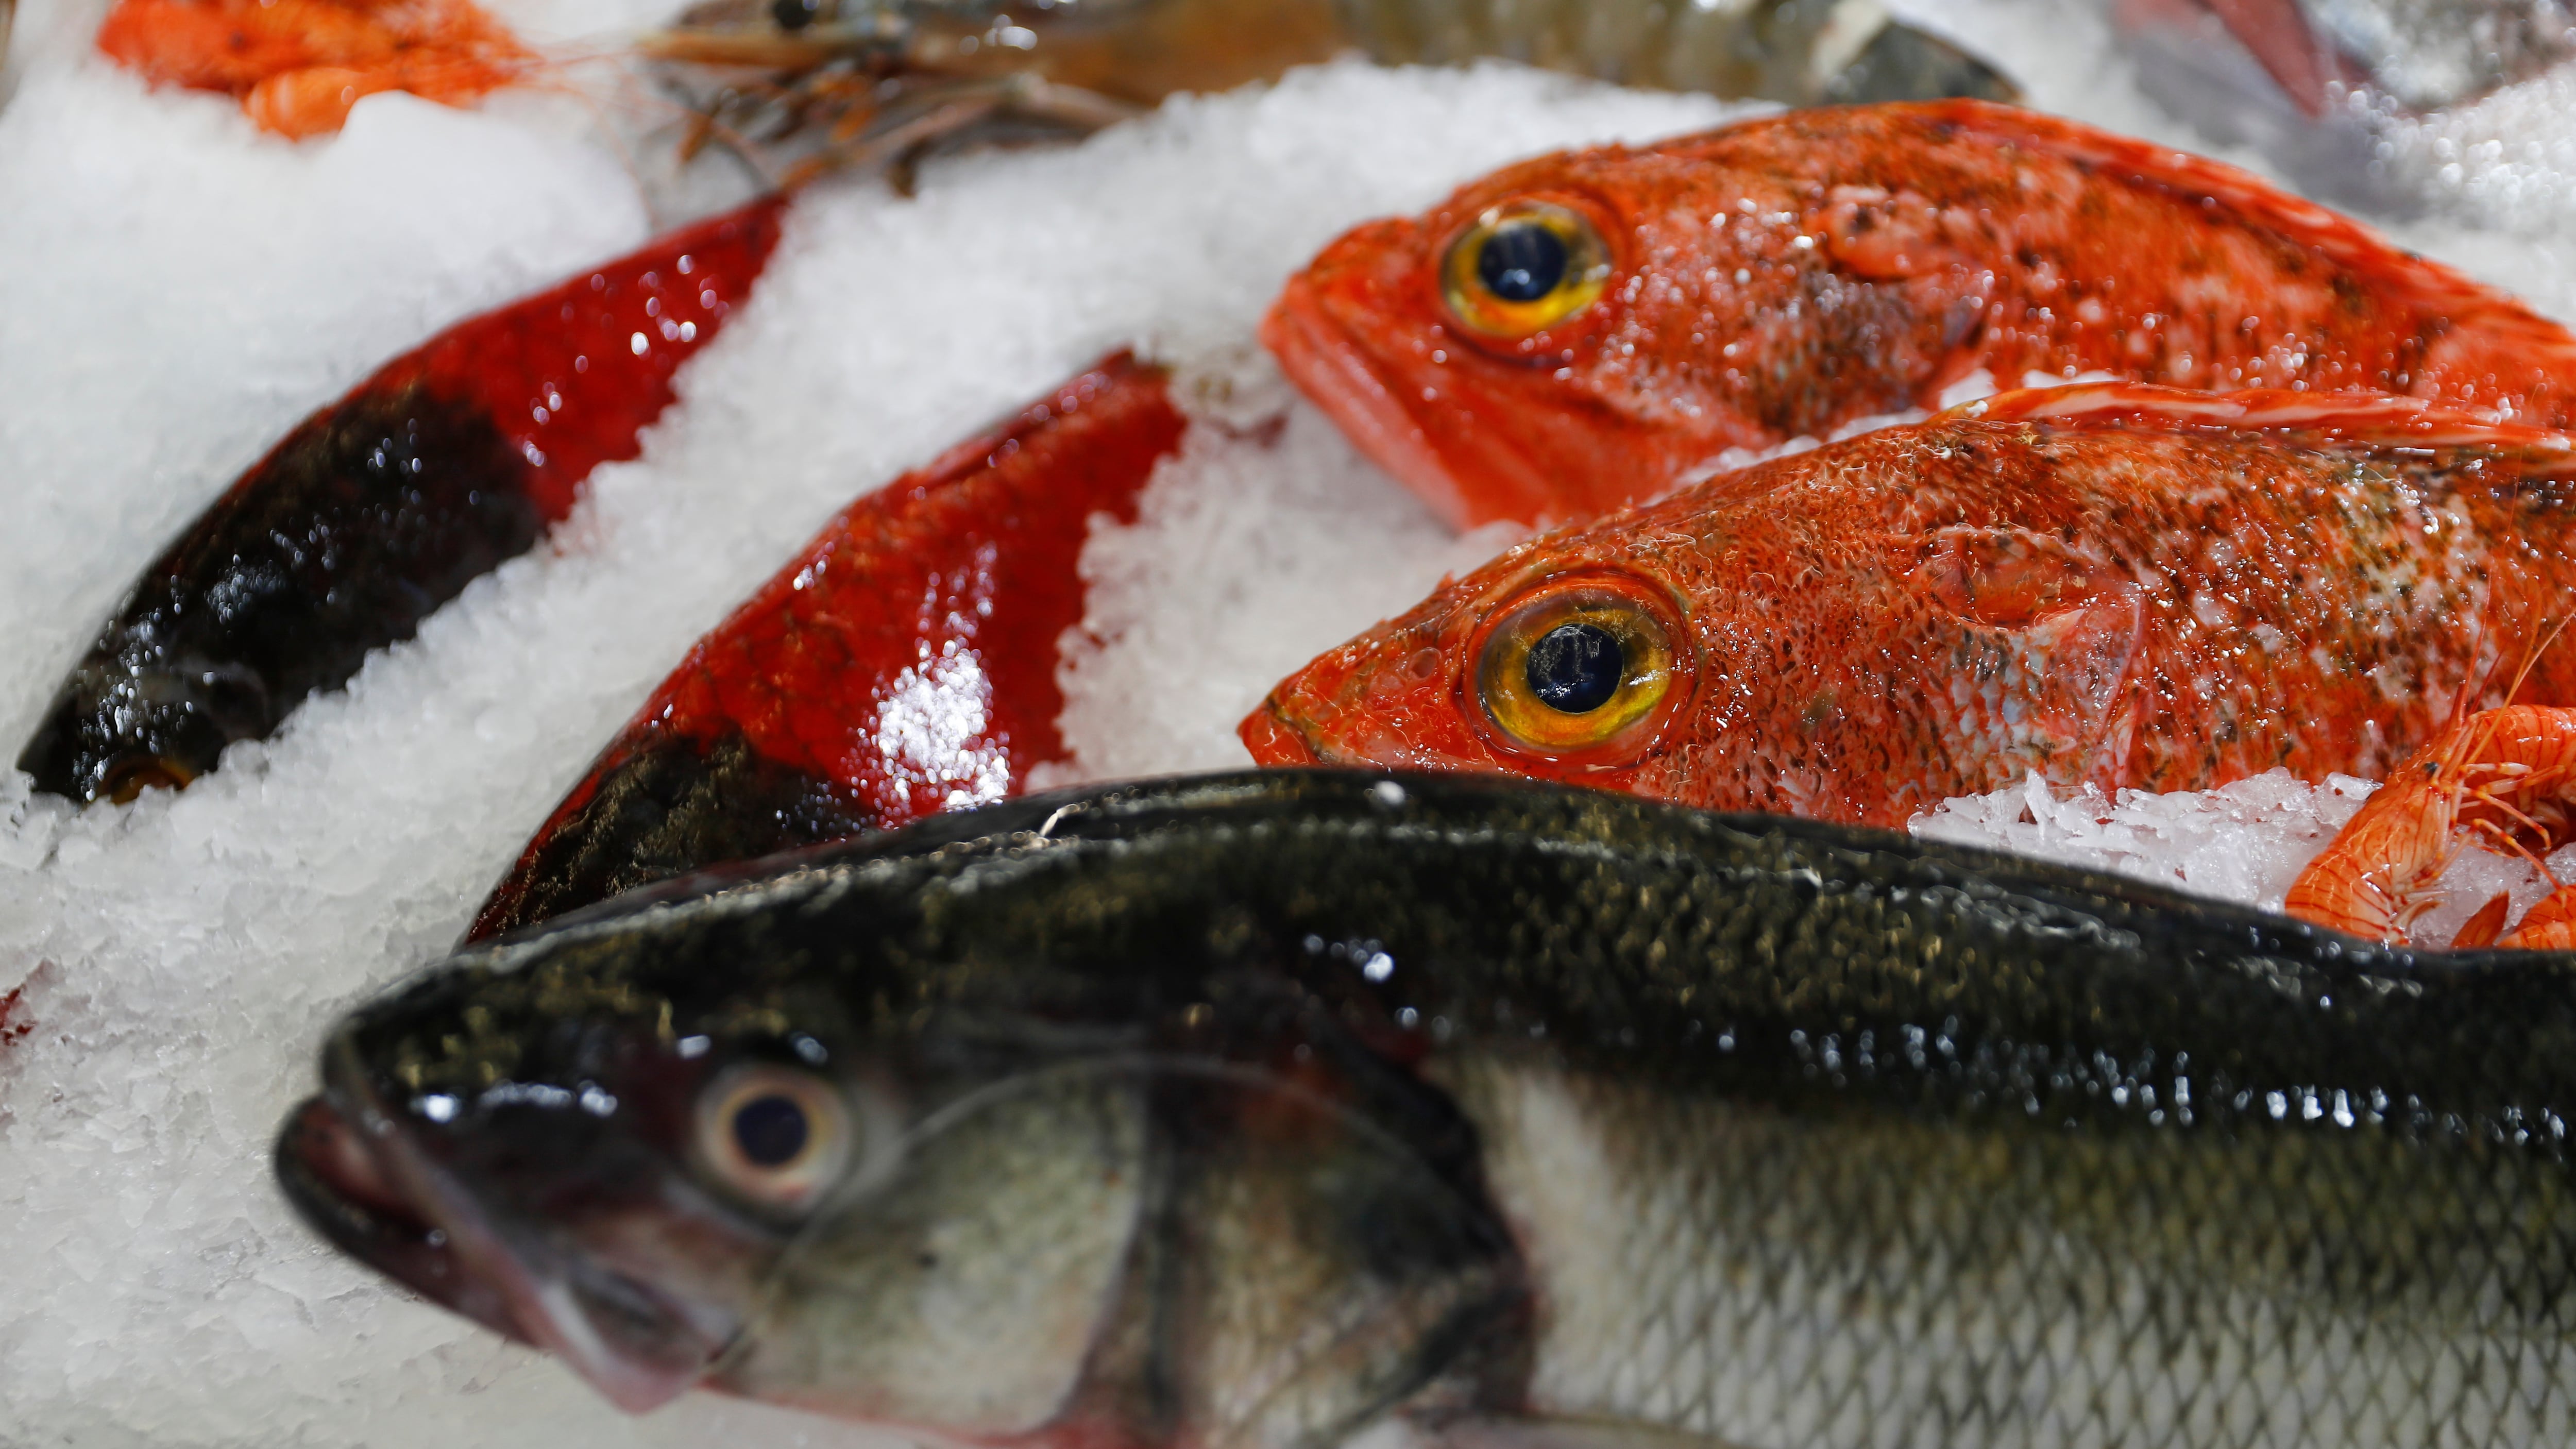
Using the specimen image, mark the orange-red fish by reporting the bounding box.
[1265,99,2576,529]
[1240,385,2576,828]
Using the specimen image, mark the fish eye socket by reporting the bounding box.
[1474,579,1681,758]
[695,1063,852,1215]
[1441,201,1610,342]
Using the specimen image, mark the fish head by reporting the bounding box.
[1263,122,1989,529]
[1243,423,2153,825]
[277,896,1148,1430]
[280,838,1520,1435]
[1240,524,1734,802]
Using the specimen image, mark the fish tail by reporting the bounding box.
[464,353,1187,940]
[16,197,786,805]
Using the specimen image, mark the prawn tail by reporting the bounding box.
[2499,884,2576,949]
[463,353,1190,942]
[15,197,787,806]
[2286,705,2576,948]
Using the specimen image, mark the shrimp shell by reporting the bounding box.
[2285,705,2576,946]
[645,0,2014,187]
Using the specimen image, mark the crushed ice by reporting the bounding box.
[7,0,2576,1441]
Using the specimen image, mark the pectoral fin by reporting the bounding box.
[1910,526,2147,785]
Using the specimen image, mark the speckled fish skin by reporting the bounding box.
[278,770,2576,1446]
[1265,99,2576,528]
[1243,385,2576,827]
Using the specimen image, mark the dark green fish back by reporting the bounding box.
[346,771,2576,1447]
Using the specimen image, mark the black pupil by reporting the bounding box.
[1524,622,1624,714]
[771,0,821,29]
[1477,222,1569,304]
[733,1094,810,1168]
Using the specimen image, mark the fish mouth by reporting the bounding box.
[1239,701,1325,767]
[1264,271,1483,530]
[276,1044,736,1412]
[1264,256,1596,531]
[275,1093,525,1343]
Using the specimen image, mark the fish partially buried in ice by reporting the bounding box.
[278,768,2576,1442]
[16,198,785,805]
[2113,0,2576,215]
[1266,98,2576,528]
[463,353,1188,941]
[1242,384,2576,827]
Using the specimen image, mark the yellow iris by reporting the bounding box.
[1475,581,1680,756]
[1439,200,1611,341]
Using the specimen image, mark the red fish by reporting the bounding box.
[19,197,786,804]
[1240,385,2576,828]
[466,354,1186,939]
[1265,99,2576,529]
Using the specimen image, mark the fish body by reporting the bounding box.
[18,198,785,805]
[1243,385,2576,827]
[281,770,2576,1446]
[466,355,1186,940]
[2112,0,2576,215]
[2121,0,2576,117]
[2232,0,2573,114]
[1265,100,2576,528]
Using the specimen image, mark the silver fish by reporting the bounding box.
[2117,0,2576,223]
[279,770,2576,1446]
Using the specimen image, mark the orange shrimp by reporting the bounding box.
[95,0,535,138]
[2284,704,2576,948]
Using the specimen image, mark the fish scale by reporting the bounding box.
[1246,387,2576,830]
[1267,100,2576,529]
[280,770,2576,1447]
[1455,1060,2576,1447]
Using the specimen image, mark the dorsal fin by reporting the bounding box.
[1961,381,2576,465]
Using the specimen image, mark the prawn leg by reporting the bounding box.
[2285,705,2576,946]
[464,353,1188,941]
[18,197,787,805]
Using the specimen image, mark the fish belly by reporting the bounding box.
[1444,1057,2576,1449]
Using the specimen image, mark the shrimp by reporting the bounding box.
[2284,704,2576,948]
[95,0,537,138]
[640,0,2019,187]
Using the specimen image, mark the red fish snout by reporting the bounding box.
[1240,614,1498,779]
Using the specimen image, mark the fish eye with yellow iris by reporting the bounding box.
[1471,574,1683,761]
[1438,200,1611,345]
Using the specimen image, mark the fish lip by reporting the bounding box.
[1239,700,1326,767]
[1264,276,1482,530]
[274,1092,531,1345]
[293,1038,731,1413]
